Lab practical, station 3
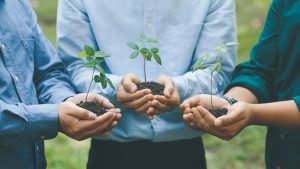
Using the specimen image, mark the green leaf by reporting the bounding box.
[106,78,115,89]
[94,75,101,83]
[130,51,140,59]
[153,53,162,65]
[83,61,95,68]
[225,42,239,46]
[95,57,104,64]
[127,42,139,50]
[77,51,88,58]
[214,46,227,53]
[146,52,152,61]
[192,59,205,72]
[139,32,146,39]
[150,47,159,53]
[140,48,149,59]
[216,56,223,63]
[86,56,94,61]
[84,45,95,56]
[95,51,110,58]
[216,62,222,74]
[147,38,158,43]
[100,78,107,89]
[210,63,218,73]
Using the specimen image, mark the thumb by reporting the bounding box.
[71,106,97,120]
[214,110,242,127]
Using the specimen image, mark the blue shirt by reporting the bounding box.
[0,0,75,168]
[57,0,237,142]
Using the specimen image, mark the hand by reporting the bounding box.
[180,94,253,140]
[180,94,230,125]
[117,73,154,113]
[58,102,121,141]
[66,93,116,110]
[147,75,180,120]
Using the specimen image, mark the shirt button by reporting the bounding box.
[146,21,152,28]
[280,134,285,140]
[36,146,39,152]
[41,136,46,139]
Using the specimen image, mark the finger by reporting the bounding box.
[154,95,180,106]
[147,107,161,115]
[151,100,173,112]
[183,113,193,124]
[147,114,154,120]
[71,105,97,120]
[162,80,174,98]
[122,75,140,93]
[134,101,152,113]
[85,112,117,132]
[95,95,114,109]
[123,94,153,109]
[85,120,118,138]
[216,110,243,127]
[197,106,217,128]
[118,86,151,102]
[181,96,202,108]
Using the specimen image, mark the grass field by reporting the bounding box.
[32,0,271,168]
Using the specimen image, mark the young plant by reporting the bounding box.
[126,33,164,95]
[192,42,238,117]
[127,33,162,82]
[77,45,114,102]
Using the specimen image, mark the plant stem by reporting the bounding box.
[86,67,96,102]
[210,72,215,110]
[144,58,147,82]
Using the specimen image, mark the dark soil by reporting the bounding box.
[137,81,164,95]
[77,101,107,116]
[209,108,228,118]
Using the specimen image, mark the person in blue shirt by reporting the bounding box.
[57,0,237,169]
[0,0,121,169]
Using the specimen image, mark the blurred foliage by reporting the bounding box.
[32,0,271,168]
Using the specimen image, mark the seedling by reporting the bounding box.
[127,33,164,95]
[76,45,114,115]
[192,42,238,117]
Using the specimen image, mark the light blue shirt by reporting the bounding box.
[57,0,237,142]
[0,0,75,168]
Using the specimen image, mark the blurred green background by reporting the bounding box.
[31,0,271,168]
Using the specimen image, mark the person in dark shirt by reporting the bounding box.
[180,0,300,169]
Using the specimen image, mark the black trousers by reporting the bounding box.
[87,137,206,169]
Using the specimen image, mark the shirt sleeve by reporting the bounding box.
[0,100,58,146]
[57,0,121,101]
[172,0,237,101]
[26,1,76,104]
[292,96,300,111]
[225,0,282,103]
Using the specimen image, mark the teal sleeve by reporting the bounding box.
[225,0,283,103]
[293,96,300,111]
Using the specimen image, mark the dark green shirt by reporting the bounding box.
[226,0,300,168]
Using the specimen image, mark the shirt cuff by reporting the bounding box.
[26,104,58,142]
[293,96,300,111]
[172,76,187,102]
[225,75,271,103]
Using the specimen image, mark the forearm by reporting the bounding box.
[0,101,58,145]
[225,86,258,103]
[251,100,300,128]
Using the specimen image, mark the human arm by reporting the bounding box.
[57,0,121,100]
[0,93,121,146]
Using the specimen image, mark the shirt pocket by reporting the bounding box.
[21,38,35,72]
